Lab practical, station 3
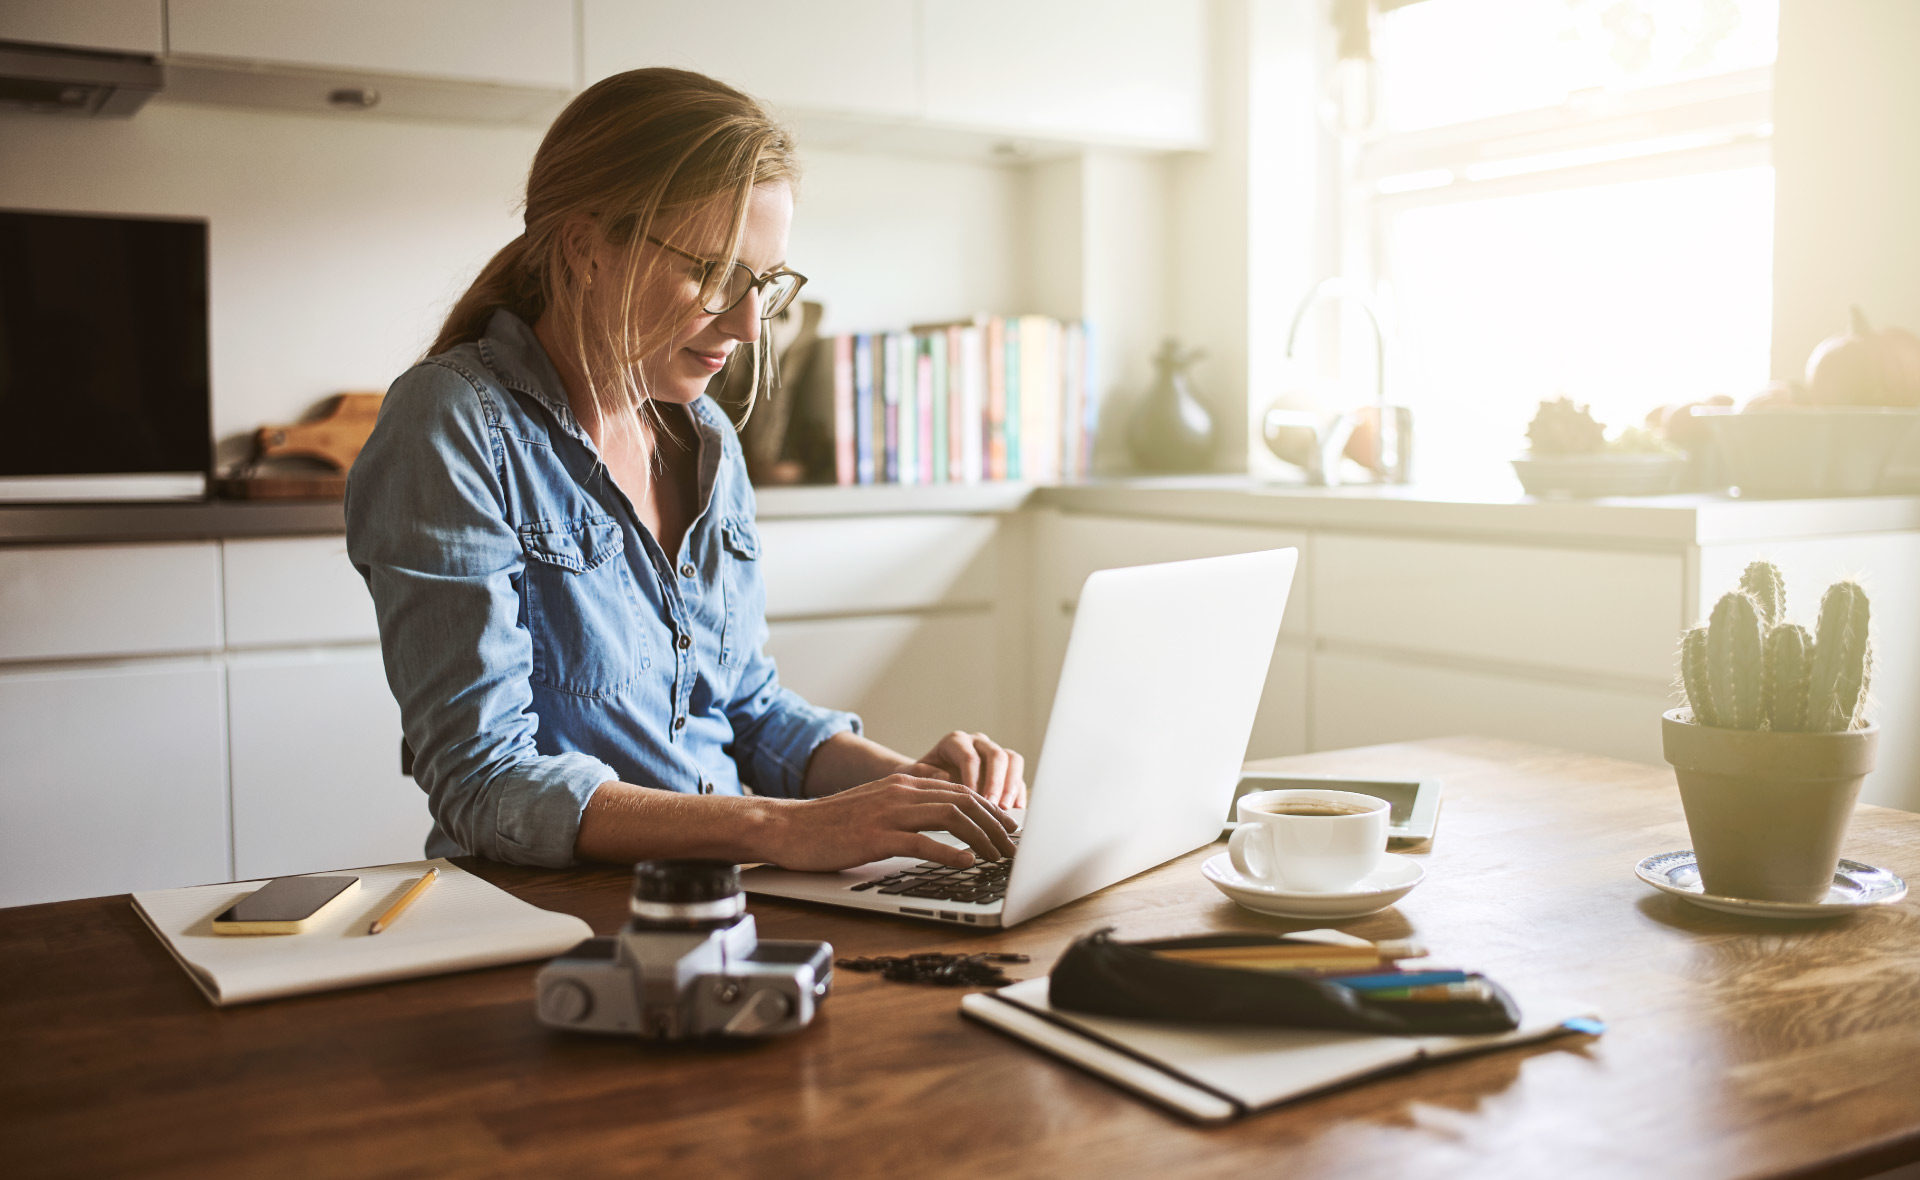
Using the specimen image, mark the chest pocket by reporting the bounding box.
[518,514,649,698]
[718,516,762,669]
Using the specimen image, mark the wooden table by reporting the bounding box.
[6,739,1920,1179]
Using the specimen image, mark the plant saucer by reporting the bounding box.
[1634,850,1907,918]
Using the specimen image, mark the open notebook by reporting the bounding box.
[132,859,592,1007]
[962,968,1601,1123]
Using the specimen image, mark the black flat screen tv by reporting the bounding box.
[0,208,211,501]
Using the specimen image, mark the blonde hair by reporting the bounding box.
[432,67,798,449]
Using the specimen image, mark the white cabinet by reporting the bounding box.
[167,0,576,89]
[757,515,1000,618]
[766,613,1002,757]
[1031,511,1310,760]
[921,0,1209,147]
[1312,535,1683,686]
[582,0,919,119]
[223,536,377,648]
[1312,650,1668,765]
[0,0,163,55]
[0,661,228,907]
[0,542,221,662]
[227,647,431,880]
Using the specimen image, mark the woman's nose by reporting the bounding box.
[716,289,762,343]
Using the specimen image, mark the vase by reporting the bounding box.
[1127,340,1215,473]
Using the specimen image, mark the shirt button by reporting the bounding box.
[673,716,686,731]
[680,563,695,578]
[676,634,692,650]
[701,781,715,795]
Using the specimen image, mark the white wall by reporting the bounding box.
[0,98,1028,470]
[1771,0,1920,381]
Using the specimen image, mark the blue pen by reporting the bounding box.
[1332,970,1472,991]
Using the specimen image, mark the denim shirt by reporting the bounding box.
[345,309,859,867]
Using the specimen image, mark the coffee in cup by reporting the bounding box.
[1229,788,1389,892]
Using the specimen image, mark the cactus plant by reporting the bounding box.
[1706,592,1765,730]
[1807,581,1872,732]
[1678,573,1872,733]
[1739,560,1786,629]
[1764,623,1813,732]
[1680,626,1717,727]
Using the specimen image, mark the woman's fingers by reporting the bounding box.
[901,802,1005,862]
[1005,747,1028,809]
[894,832,974,869]
[973,735,1013,807]
[929,731,982,793]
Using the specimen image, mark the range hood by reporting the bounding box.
[0,42,161,116]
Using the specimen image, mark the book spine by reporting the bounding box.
[960,325,985,483]
[1016,314,1056,485]
[833,334,855,486]
[853,334,875,486]
[1003,318,1021,481]
[930,330,950,484]
[1079,321,1097,479]
[882,332,901,484]
[916,340,934,484]
[986,317,1008,481]
[896,332,917,485]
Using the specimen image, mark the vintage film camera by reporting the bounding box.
[535,860,832,1040]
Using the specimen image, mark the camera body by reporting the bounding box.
[535,861,831,1040]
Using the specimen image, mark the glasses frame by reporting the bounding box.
[646,234,807,319]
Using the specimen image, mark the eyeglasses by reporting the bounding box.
[646,235,807,319]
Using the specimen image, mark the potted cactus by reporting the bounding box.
[1662,561,1879,903]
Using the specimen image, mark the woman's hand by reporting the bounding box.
[903,730,1028,810]
[763,773,1019,872]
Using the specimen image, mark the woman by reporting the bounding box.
[346,68,1024,873]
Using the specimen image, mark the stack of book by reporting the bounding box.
[829,315,1095,486]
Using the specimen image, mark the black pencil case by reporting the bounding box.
[1047,929,1520,1036]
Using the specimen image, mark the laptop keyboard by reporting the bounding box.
[849,836,1019,906]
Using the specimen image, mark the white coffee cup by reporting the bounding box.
[1229,788,1390,892]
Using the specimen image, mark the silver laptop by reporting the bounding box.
[742,547,1298,928]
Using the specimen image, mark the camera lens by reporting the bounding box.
[628,859,745,929]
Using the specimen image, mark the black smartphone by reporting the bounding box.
[211,875,361,935]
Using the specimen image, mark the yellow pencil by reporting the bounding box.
[368,867,439,935]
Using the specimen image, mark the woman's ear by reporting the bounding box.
[556,215,604,291]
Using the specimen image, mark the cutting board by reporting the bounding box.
[216,393,382,500]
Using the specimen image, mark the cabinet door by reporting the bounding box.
[1314,534,1682,687]
[921,0,1208,147]
[0,662,228,907]
[765,612,1001,758]
[224,536,377,648]
[168,0,576,89]
[0,0,163,55]
[228,647,432,880]
[0,542,222,663]
[757,515,1000,619]
[1031,512,1307,749]
[581,0,919,118]
[1313,651,1669,765]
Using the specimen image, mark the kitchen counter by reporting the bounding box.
[5,477,1920,546]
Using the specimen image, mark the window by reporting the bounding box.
[1345,0,1778,478]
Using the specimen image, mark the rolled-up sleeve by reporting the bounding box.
[345,361,616,866]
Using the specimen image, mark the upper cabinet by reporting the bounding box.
[0,0,163,56]
[582,0,919,121]
[167,0,576,90]
[921,0,1208,148]
[580,0,1209,151]
[147,0,1208,150]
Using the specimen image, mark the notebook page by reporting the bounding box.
[131,859,592,1006]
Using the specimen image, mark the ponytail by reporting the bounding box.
[430,232,540,357]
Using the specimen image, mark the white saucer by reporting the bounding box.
[1634,850,1909,919]
[1201,852,1425,919]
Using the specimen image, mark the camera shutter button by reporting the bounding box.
[538,979,593,1024]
